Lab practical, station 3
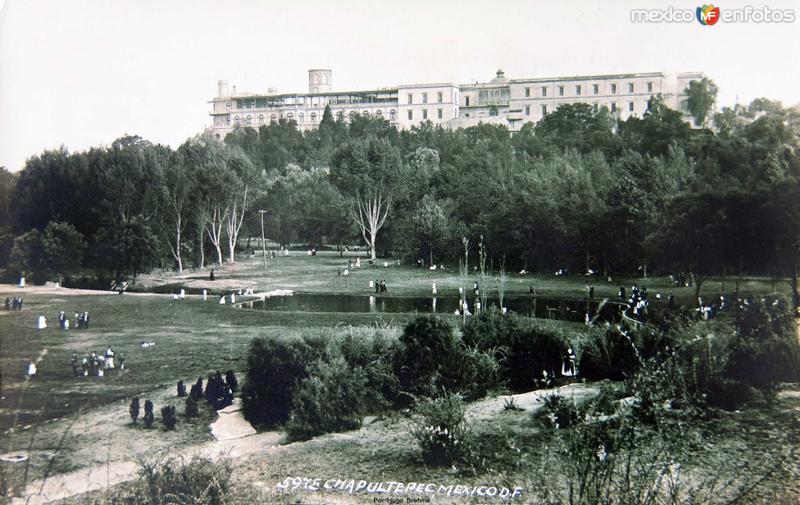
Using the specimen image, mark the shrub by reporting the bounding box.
[579,325,641,381]
[463,307,523,349]
[726,295,800,403]
[539,393,582,429]
[450,346,502,400]
[143,400,154,429]
[340,330,399,409]
[395,315,462,397]
[286,357,368,441]
[129,398,140,425]
[464,310,570,391]
[111,456,233,505]
[161,405,177,430]
[241,336,327,426]
[589,382,624,416]
[506,324,568,391]
[185,396,199,418]
[411,394,470,466]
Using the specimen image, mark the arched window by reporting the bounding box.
[299,112,305,123]
[363,110,370,118]
[389,109,396,120]
[337,111,344,121]
[376,110,383,117]
[310,112,317,123]
[287,112,294,122]
[349,111,357,120]
[246,115,252,125]
[234,115,240,125]
[270,114,277,123]
[258,114,264,125]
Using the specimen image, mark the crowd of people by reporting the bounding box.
[69,347,124,377]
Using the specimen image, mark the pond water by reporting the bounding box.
[236,293,624,323]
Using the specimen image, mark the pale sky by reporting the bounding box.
[1,0,798,172]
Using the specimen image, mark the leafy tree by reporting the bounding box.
[9,229,46,280]
[42,221,86,275]
[330,137,402,259]
[686,77,718,128]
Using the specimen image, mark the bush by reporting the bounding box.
[143,400,154,429]
[411,394,470,466]
[464,310,570,391]
[463,307,523,349]
[111,456,232,505]
[579,325,641,381]
[539,393,582,429]
[395,315,462,397]
[185,396,199,418]
[726,295,800,402]
[507,324,568,391]
[161,405,177,430]
[241,336,327,426]
[286,357,368,441]
[395,315,500,400]
[129,398,140,425]
[340,330,399,409]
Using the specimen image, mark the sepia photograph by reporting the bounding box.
[0,0,799,503]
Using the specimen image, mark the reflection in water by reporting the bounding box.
[237,293,623,323]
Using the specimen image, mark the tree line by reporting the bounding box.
[0,88,797,307]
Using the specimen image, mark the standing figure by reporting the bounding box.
[70,351,80,377]
[105,347,115,369]
[210,269,215,281]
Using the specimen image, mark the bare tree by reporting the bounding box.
[351,188,390,261]
[225,185,250,263]
[161,159,192,273]
[202,205,227,266]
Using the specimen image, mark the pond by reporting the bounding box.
[236,293,625,324]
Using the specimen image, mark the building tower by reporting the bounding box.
[308,69,332,94]
[217,80,229,98]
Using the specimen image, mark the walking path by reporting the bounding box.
[10,403,281,505]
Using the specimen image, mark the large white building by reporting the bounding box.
[208,69,702,138]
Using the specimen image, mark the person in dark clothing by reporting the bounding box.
[210,269,215,281]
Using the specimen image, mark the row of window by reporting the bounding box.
[523,101,639,116]
[407,91,447,105]
[232,109,399,126]
[406,108,446,121]
[523,81,653,98]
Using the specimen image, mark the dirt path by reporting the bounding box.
[10,430,284,505]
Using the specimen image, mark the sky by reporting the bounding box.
[1,0,798,172]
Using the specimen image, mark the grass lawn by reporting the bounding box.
[0,253,793,494]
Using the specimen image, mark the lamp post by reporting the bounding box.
[258,210,267,269]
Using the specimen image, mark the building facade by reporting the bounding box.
[208,69,702,139]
